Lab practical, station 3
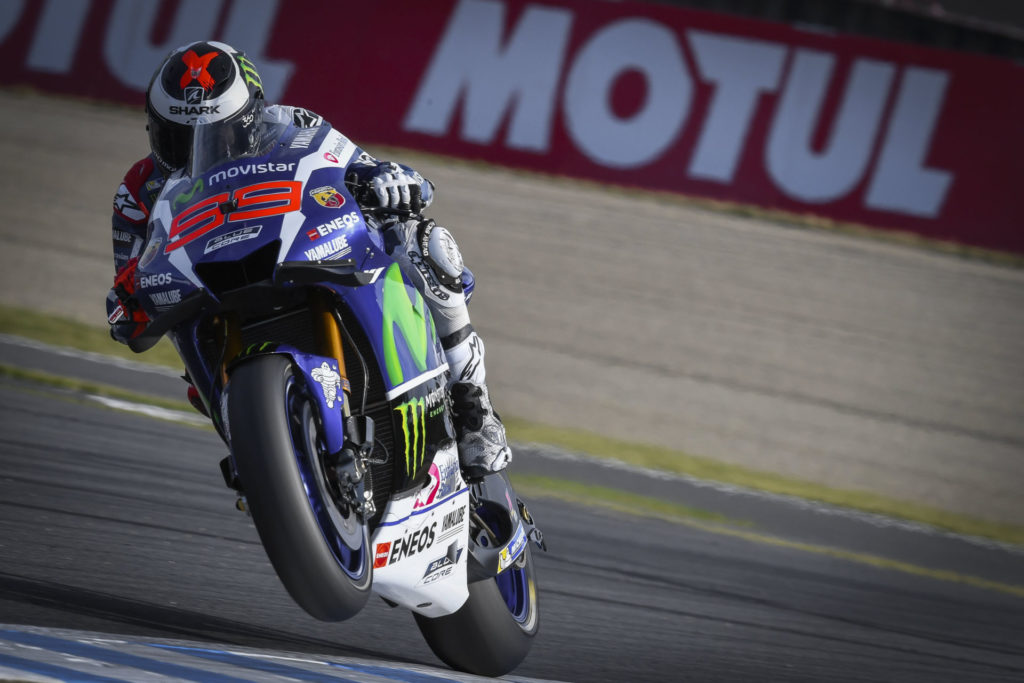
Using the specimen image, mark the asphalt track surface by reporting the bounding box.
[1,343,1023,681]
[0,90,1022,526]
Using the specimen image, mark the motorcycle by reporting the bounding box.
[116,115,544,677]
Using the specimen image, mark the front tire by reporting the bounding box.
[414,544,539,677]
[229,354,371,621]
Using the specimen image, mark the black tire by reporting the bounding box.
[229,354,371,621]
[414,544,539,677]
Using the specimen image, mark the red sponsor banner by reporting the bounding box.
[2,0,1021,252]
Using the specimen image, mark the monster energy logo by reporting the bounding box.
[239,341,277,357]
[395,397,427,475]
[173,178,203,208]
[236,55,262,89]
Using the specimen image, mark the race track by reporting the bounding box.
[1,355,1023,682]
[0,90,1022,526]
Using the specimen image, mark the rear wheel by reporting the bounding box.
[229,354,371,621]
[414,532,539,676]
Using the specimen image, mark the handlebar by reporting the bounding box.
[360,206,423,222]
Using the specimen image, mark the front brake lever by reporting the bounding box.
[361,205,422,222]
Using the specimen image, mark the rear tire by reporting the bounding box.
[414,544,539,677]
[229,354,371,621]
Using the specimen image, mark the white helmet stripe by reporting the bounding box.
[148,44,252,125]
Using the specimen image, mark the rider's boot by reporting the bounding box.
[445,330,512,478]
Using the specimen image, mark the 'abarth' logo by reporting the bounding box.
[309,185,345,209]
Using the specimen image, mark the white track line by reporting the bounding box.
[0,333,180,378]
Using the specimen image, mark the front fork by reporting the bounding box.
[311,289,352,418]
[208,289,351,420]
[311,290,378,516]
[210,290,376,517]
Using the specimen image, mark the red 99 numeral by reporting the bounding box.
[165,180,302,254]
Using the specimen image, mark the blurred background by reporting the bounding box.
[661,0,1024,57]
[0,1,1022,680]
[2,0,1020,523]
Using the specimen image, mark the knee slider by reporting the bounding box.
[417,220,464,291]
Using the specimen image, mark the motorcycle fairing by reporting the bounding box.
[211,343,348,454]
[465,471,536,581]
[369,440,470,617]
[386,372,453,484]
[141,124,360,304]
[278,346,348,453]
[327,261,449,404]
[135,123,450,438]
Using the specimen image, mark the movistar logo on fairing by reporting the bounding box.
[381,263,430,386]
[172,178,203,208]
[209,162,295,184]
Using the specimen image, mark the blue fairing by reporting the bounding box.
[133,120,448,447]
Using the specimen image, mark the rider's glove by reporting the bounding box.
[111,257,149,326]
[367,162,430,213]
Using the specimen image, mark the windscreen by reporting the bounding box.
[186,115,289,179]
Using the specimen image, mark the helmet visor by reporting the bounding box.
[148,116,193,174]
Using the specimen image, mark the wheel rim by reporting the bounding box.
[496,561,534,625]
[479,506,537,629]
[285,375,368,581]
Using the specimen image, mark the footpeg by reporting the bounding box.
[529,527,546,552]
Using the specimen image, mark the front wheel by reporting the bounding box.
[414,544,539,677]
[229,354,371,621]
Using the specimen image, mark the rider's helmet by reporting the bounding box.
[145,40,264,175]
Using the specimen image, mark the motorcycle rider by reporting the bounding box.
[106,41,511,477]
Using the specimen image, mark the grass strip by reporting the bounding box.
[505,418,1024,547]
[513,475,1024,598]
[3,304,1023,546]
[0,363,194,415]
[0,305,182,368]
[510,473,739,526]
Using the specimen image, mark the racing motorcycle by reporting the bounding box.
[118,116,544,677]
